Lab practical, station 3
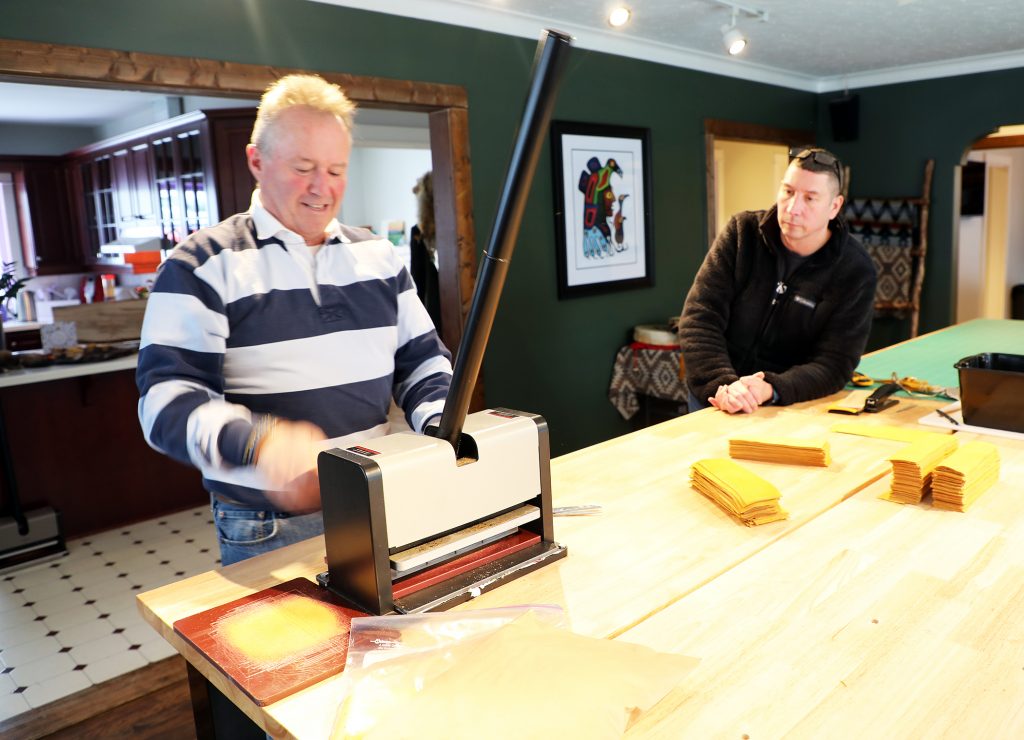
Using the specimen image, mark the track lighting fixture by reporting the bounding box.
[722,12,747,55]
[709,0,768,56]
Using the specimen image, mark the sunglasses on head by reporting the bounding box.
[789,148,843,188]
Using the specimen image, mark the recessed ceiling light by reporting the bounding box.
[608,6,631,28]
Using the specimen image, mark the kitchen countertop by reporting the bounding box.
[2,320,43,333]
[0,353,137,389]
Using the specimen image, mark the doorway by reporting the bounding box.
[955,125,1024,323]
[704,120,813,248]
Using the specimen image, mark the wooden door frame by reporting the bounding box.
[0,38,477,355]
[704,119,814,249]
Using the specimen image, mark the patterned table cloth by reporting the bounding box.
[608,343,687,420]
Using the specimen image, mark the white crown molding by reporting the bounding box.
[815,48,1024,93]
[312,0,1024,95]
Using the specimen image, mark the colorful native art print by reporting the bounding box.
[551,123,652,298]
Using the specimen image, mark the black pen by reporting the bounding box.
[936,408,959,426]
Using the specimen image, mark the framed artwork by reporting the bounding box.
[550,121,653,299]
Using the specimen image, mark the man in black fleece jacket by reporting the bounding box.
[678,147,876,414]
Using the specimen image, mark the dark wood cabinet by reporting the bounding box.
[112,143,157,227]
[0,156,79,275]
[68,107,256,266]
[0,369,209,538]
[78,154,118,260]
[206,109,259,218]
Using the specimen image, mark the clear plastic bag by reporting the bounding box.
[345,603,566,670]
[331,604,698,739]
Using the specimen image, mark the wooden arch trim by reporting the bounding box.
[0,38,477,355]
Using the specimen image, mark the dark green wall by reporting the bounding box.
[817,68,1024,350]
[4,0,818,454]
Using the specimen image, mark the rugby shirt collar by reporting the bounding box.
[248,190,347,247]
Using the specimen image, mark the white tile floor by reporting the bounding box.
[0,505,220,723]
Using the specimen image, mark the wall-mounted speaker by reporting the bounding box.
[829,94,859,142]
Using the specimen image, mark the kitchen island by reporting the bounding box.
[137,320,1024,737]
[0,352,208,539]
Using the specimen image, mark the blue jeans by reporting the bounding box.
[211,497,325,566]
[687,388,711,414]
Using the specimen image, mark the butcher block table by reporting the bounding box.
[621,428,1024,737]
[137,320,1024,738]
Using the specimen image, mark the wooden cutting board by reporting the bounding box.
[51,299,148,342]
[174,578,368,706]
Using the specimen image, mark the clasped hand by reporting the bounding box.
[708,371,774,414]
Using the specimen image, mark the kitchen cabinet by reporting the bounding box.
[112,143,157,227]
[68,107,256,266]
[0,364,208,538]
[77,154,118,259]
[0,156,79,275]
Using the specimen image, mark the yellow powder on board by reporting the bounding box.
[218,594,342,665]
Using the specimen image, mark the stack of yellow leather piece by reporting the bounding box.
[690,458,788,526]
[728,436,831,467]
[887,433,959,504]
[931,441,1001,512]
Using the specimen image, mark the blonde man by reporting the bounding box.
[137,75,452,564]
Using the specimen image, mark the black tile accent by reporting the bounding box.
[72,587,83,592]
[61,574,72,580]
[159,521,167,526]
[13,588,23,595]
[200,548,209,554]
[131,585,142,591]
[113,628,125,634]
[23,601,33,607]
[82,541,91,546]
[3,575,14,581]
[93,552,102,557]
[105,562,116,567]
[46,631,58,637]
[128,644,141,650]
[59,646,72,653]
[34,616,45,622]
[175,571,185,577]
[121,531,131,536]
[160,561,170,566]
[117,573,128,579]
[2,666,14,674]
[171,530,181,535]
[13,685,26,693]
[185,539,194,544]
[50,563,60,569]
[146,550,156,555]
[133,540,143,545]
[98,613,109,619]
[73,664,87,671]
[84,600,96,606]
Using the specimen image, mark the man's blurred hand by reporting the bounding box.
[255,419,327,513]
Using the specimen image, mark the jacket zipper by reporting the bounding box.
[738,280,787,372]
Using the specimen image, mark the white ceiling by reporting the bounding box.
[0,80,428,132]
[314,0,1024,92]
[2,0,1022,127]
[0,83,172,126]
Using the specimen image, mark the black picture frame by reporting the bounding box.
[550,120,654,299]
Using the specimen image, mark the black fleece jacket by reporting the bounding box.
[678,207,877,406]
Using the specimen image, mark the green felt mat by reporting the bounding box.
[856,319,1024,389]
